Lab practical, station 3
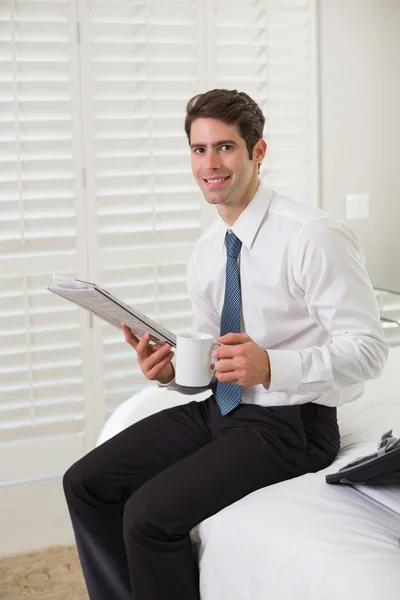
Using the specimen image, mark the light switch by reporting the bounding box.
[345,193,370,220]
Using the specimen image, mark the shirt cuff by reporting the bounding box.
[156,376,175,388]
[264,349,303,392]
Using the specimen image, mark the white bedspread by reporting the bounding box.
[194,469,400,600]
[192,392,400,600]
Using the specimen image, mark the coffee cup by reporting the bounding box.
[175,332,219,387]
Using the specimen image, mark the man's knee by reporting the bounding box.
[63,452,97,503]
[123,489,175,544]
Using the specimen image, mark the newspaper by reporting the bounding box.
[47,275,176,346]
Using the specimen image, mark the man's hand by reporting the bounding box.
[214,333,270,387]
[122,324,175,384]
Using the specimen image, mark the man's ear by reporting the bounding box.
[253,138,267,167]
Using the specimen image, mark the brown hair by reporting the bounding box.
[184,89,265,161]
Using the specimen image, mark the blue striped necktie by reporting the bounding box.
[215,230,243,415]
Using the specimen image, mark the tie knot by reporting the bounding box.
[225,230,242,259]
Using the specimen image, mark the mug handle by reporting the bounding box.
[208,341,221,384]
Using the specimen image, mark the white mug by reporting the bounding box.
[175,332,219,387]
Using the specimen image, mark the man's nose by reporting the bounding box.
[205,150,221,170]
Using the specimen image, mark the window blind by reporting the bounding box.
[212,0,318,204]
[0,0,89,481]
[77,0,206,415]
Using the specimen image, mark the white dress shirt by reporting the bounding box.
[163,181,388,407]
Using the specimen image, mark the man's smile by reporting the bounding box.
[202,175,231,188]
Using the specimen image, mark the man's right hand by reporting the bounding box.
[122,324,175,384]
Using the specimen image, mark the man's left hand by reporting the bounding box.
[214,333,270,387]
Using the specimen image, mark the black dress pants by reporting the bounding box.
[63,395,340,600]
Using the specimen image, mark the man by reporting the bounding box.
[63,89,388,600]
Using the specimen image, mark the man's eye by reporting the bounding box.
[221,145,233,151]
[194,148,205,154]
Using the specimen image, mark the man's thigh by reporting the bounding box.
[65,398,214,500]
[123,422,314,538]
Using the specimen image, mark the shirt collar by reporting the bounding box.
[217,181,273,250]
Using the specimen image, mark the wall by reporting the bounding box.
[318,0,400,292]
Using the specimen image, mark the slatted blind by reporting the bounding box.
[77,0,208,415]
[212,0,317,205]
[0,0,90,481]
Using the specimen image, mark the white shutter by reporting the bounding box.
[0,0,92,483]
[77,0,207,417]
[211,0,318,205]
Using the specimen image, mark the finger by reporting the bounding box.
[136,332,152,359]
[214,344,240,359]
[214,358,236,373]
[149,340,166,352]
[146,352,175,380]
[144,343,173,371]
[122,323,140,347]
[217,333,250,345]
[216,369,240,384]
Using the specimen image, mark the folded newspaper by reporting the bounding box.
[48,275,176,346]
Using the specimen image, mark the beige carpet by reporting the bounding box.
[0,545,88,600]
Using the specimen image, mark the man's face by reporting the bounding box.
[189,118,262,210]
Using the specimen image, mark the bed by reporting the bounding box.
[97,347,400,600]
